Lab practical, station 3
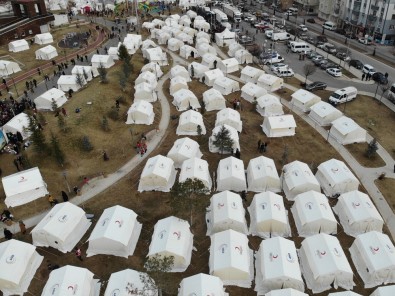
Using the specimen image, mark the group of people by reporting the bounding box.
[232,98,241,110]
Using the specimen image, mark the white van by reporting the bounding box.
[323,21,336,31]
[288,7,298,14]
[291,42,311,53]
[362,64,375,75]
[329,86,358,105]
[272,32,291,41]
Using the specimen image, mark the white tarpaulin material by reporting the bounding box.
[291,89,321,112]
[235,49,253,64]
[248,191,290,238]
[145,47,168,65]
[201,53,222,69]
[2,167,48,208]
[216,156,246,192]
[209,124,240,154]
[203,88,226,112]
[91,54,115,68]
[148,216,193,272]
[168,38,184,51]
[34,88,67,111]
[72,65,99,82]
[176,110,206,136]
[87,205,142,258]
[370,285,395,296]
[255,237,304,294]
[241,82,267,103]
[134,82,157,102]
[240,66,265,84]
[246,156,281,193]
[167,137,202,168]
[261,115,296,138]
[228,43,243,57]
[256,94,284,117]
[203,69,224,87]
[350,231,395,288]
[0,61,21,76]
[170,65,191,81]
[178,273,228,296]
[142,62,163,78]
[35,45,58,60]
[330,116,367,145]
[2,112,31,141]
[333,190,383,237]
[328,292,363,296]
[206,191,248,235]
[125,100,154,125]
[197,43,217,57]
[265,289,308,296]
[172,89,200,111]
[136,71,158,89]
[309,101,343,126]
[179,45,199,59]
[170,76,189,95]
[31,202,91,253]
[215,29,236,46]
[0,240,43,296]
[213,77,240,95]
[188,62,209,79]
[179,157,212,190]
[218,58,239,74]
[257,74,284,92]
[215,108,242,132]
[8,39,29,52]
[34,32,53,44]
[299,233,355,293]
[105,269,157,296]
[57,74,86,92]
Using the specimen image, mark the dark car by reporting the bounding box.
[316,35,328,43]
[372,72,389,85]
[307,18,315,23]
[321,62,340,70]
[313,58,328,66]
[349,59,363,70]
[306,81,327,91]
[335,28,346,35]
[306,36,315,44]
[336,52,351,61]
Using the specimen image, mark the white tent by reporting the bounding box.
[87,205,142,258]
[34,88,67,111]
[330,116,367,145]
[291,191,337,237]
[0,61,21,76]
[215,29,236,46]
[167,137,203,168]
[228,43,243,57]
[261,115,296,138]
[122,40,139,55]
[170,76,189,95]
[370,285,395,296]
[145,47,168,65]
[280,160,321,201]
[179,16,191,27]
[148,216,193,272]
[248,191,290,238]
[176,32,193,44]
[186,10,197,18]
[197,43,217,57]
[35,45,58,60]
[216,156,246,192]
[247,156,281,193]
[176,110,206,136]
[203,69,224,87]
[138,155,177,192]
[196,37,209,45]
[213,77,240,95]
[333,190,383,237]
[157,31,171,45]
[136,71,158,89]
[203,88,226,112]
[172,89,200,111]
[124,33,142,48]
[209,229,253,287]
[141,38,157,50]
[34,32,53,44]
[183,27,197,37]
[141,62,163,79]
[8,39,29,52]
[240,66,265,84]
[72,65,99,82]
[31,202,91,253]
[105,269,157,296]
[168,37,184,51]
[91,54,115,68]
[351,231,395,288]
[299,233,355,293]
[315,158,360,197]
[41,265,100,296]
[170,65,191,81]
[194,20,210,32]
[215,108,242,132]
[201,53,222,69]
[309,101,343,126]
[179,45,199,59]
[188,62,209,79]
[57,74,86,92]
[134,82,157,102]
[256,94,284,117]
[291,89,321,112]
[2,112,31,141]
[265,289,308,296]
[179,157,212,190]
[241,82,267,103]
[0,240,43,296]
[328,292,363,296]
[235,49,253,64]
[209,124,240,154]
[196,31,210,42]
[218,58,239,74]
[255,237,304,295]
[107,47,119,61]
[178,273,227,296]
[206,191,248,235]
[257,74,284,92]
[126,100,154,125]
[2,167,48,208]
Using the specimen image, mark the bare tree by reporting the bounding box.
[303,64,316,85]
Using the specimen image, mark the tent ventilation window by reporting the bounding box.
[159,230,167,239]
[261,202,267,210]
[58,215,68,222]
[6,255,15,264]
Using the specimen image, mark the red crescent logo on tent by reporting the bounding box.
[321,251,326,256]
[272,254,278,259]
[68,286,74,290]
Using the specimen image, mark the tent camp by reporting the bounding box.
[156,31,171,45]
[178,273,227,296]
[135,71,158,89]
[134,82,157,102]
[2,112,30,142]
[291,191,338,237]
[333,190,383,237]
[235,49,253,64]
[240,66,265,84]
[57,74,86,92]
[179,157,212,190]
[203,88,226,111]
[107,47,119,61]
[196,31,210,41]
[91,54,115,68]
[197,43,217,57]
[141,62,163,79]
[145,47,168,65]
[256,94,284,117]
[370,285,395,296]
[218,58,239,74]
[215,28,236,46]
[215,108,242,132]
[228,43,243,57]
[290,89,321,112]
[188,62,209,79]
[167,137,203,168]
[8,39,29,52]
[261,115,296,138]
[172,89,200,111]
[330,116,367,145]
[86,205,142,258]
[0,239,43,296]
[34,32,53,44]
[0,61,21,76]
[255,237,304,295]
[248,191,290,238]
[350,231,395,288]
[125,100,154,125]
[241,82,267,103]
[41,265,100,296]
[176,32,193,44]
[201,53,222,69]
[176,110,206,136]
[183,27,197,37]
[206,190,248,235]
[148,216,193,272]
[34,88,67,111]
[213,77,240,95]
[257,74,284,92]
[315,158,360,197]
[170,76,189,95]
[138,155,177,192]
[71,65,99,82]
[105,269,157,296]
[35,45,58,60]
[31,202,91,253]
[309,101,343,126]
[179,45,199,59]
[280,160,321,201]
[170,65,191,81]
[328,293,363,296]
[194,20,210,32]
[124,33,142,48]
[168,38,184,51]
[209,124,240,154]
[216,156,247,192]
[265,289,308,296]
[122,40,139,55]
[246,156,281,193]
[209,229,253,287]
[2,167,48,208]
[203,69,224,87]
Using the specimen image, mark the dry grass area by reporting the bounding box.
[376,178,395,211]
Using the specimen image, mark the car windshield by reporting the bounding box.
[331,93,341,99]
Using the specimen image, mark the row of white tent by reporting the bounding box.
[8,33,53,53]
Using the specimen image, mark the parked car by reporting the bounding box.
[329,87,357,105]
[298,32,308,40]
[335,28,346,35]
[358,37,373,45]
[239,36,254,44]
[307,18,315,23]
[306,51,318,59]
[313,58,328,66]
[264,54,284,64]
[255,22,271,29]
[312,55,324,63]
[316,35,328,43]
[321,62,340,70]
[323,43,337,54]
[298,24,308,31]
[270,63,288,71]
[274,68,295,77]
[306,81,327,91]
[306,36,315,44]
[336,52,351,62]
[362,64,375,75]
[326,68,342,77]
[372,72,389,85]
[349,59,363,70]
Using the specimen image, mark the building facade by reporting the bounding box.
[293,0,320,15]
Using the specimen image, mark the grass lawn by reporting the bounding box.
[376,178,395,210]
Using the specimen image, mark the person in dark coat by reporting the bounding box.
[3,229,12,240]
[61,191,69,202]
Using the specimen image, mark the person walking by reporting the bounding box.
[240,190,247,202]
[362,73,365,81]
[235,148,241,159]
[75,248,83,261]
[3,229,12,240]
[61,191,69,202]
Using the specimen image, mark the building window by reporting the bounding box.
[392,14,395,20]
[389,24,395,30]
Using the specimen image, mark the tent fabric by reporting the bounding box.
[246,156,281,193]
[105,269,157,296]
[167,137,203,168]
[240,66,265,84]
[201,53,222,69]
[291,191,337,237]
[290,89,321,112]
[209,229,253,288]
[0,239,43,296]
[87,205,142,258]
[183,27,197,37]
[34,32,53,44]
[35,45,58,60]
[194,20,210,32]
[255,237,304,295]
[125,100,154,125]
[213,77,240,95]
[228,43,244,57]
[203,69,224,87]
[145,47,168,65]
[170,76,189,95]
[168,38,184,51]
[370,285,395,296]
[57,74,86,92]
[197,43,217,57]
[2,112,31,141]
[256,94,284,117]
[170,65,191,81]
[215,29,236,46]
[216,156,247,192]
[265,289,309,296]
[179,45,199,59]
[179,157,212,190]
[176,32,193,44]
[330,116,367,145]
[148,216,193,272]
[107,47,119,60]
[196,37,209,46]
[124,33,142,49]
[71,65,99,82]
[280,160,321,201]
[122,40,139,55]
[206,191,248,235]
[135,71,158,89]
[257,74,284,92]
[350,231,395,288]
[8,39,29,52]
[176,110,206,136]
[315,158,360,197]
[234,49,253,64]
[0,61,21,76]
[248,191,290,238]
[172,89,200,111]
[203,88,226,112]
[2,167,48,208]
[34,88,67,110]
[215,108,242,132]
[188,62,209,79]
[333,190,383,237]
[138,155,177,192]
[91,54,115,68]
[196,31,210,41]
[178,273,227,296]
[134,82,157,102]
[299,233,355,293]
[261,115,296,138]
[209,124,240,154]
[141,62,163,78]
[309,101,343,126]
[218,58,239,74]
[141,39,157,50]
[328,292,363,296]
[241,82,267,103]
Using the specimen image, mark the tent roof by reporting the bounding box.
[235,49,251,57]
[128,100,153,115]
[249,191,287,224]
[91,54,112,63]
[171,75,188,86]
[179,109,203,125]
[220,57,239,67]
[328,292,363,296]
[214,76,238,88]
[173,88,197,100]
[36,88,65,101]
[217,156,245,181]
[180,157,210,183]
[310,101,342,118]
[291,89,321,105]
[212,124,239,146]
[258,73,282,84]
[2,167,45,198]
[179,273,225,296]
[203,88,224,101]
[216,108,241,124]
[209,190,246,225]
[204,68,224,80]
[247,156,279,182]
[58,75,78,85]
[241,82,267,97]
[0,60,19,68]
[171,65,189,77]
[105,269,157,296]
[282,160,319,189]
[317,158,359,187]
[189,62,209,72]
[36,32,53,39]
[265,289,308,296]
[266,115,296,129]
[256,94,281,108]
[202,53,221,63]
[331,116,363,135]
[9,39,29,46]
[141,155,175,179]
[241,65,264,77]
[215,28,236,39]
[167,137,201,160]
[135,82,153,93]
[370,285,395,296]
[37,45,56,54]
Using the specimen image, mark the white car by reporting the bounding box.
[326,68,342,77]
[274,68,295,77]
[270,63,288,71]
[298,24,308,32]
[264,55,284,64]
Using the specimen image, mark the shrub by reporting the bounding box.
[80,135,94,152]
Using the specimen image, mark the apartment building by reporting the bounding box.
[292,0,320,14]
